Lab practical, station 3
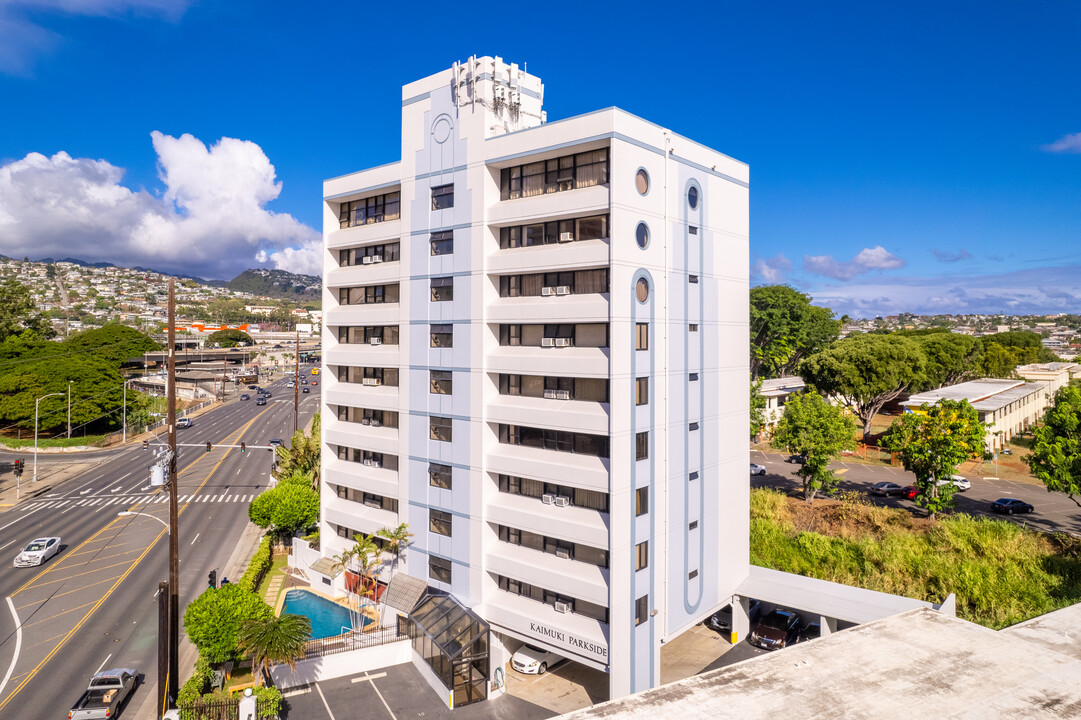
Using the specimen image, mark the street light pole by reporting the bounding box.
[294,329,299,434]
[33,391,64,483]
[67,380,72,439]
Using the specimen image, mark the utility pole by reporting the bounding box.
[166,279,179,710]
[221,358,227,401]
[294,329,299,433]
[67,380,72,439]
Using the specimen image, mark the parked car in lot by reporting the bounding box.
[750,463,766,476]
[707,599,762,635]
[870,481,906,496]
[68,668,138,719]
[785,454,806,464]
[749,609,802,651]
[511,644,563,675]
[991,498,1034,515]
[799,620,822,643]
[14,536,61,567]
[935,475,971,491]
[176,417,192,429]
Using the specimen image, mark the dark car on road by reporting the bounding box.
[870,482,905,496]
[240,394,250,401]
[256,397,266,406]
[749,609,801,651]
[991,498,1034,515]
[302,386,310,393]
[707,599,761,635]
[785,454,806,464]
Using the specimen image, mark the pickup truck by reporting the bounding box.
[68,668,138,719]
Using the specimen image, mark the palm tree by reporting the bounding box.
[376,523,412,577]
[237,613,312,685]
[273,414,321,490]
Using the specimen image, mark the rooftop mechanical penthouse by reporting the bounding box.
[319,55,750,705]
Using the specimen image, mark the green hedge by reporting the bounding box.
[238,535,272,593]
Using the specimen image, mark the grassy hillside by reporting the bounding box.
[750,488,1081,629]
[229,268,320,300]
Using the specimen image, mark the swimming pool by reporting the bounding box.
[281,589,371,640]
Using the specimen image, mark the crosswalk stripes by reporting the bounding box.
[16,493,259,512]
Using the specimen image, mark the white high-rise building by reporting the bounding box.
[320,56,749,705]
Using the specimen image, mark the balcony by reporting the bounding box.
[486,345,609,378]
[487,394,609,436]
[487,443,609,494]
[486,491,608,550]
[326,304,400,327]
[326,219,402,250]
[488,183,610,227]
[324,459,399,500]
[325,418,398,457]
[324,497,398,537]
[326,263,400,288]
[488,238,610,275]
[487,293,609,325]
[485,542,609,607]
[325,343,400,369]
[327,379,398,406]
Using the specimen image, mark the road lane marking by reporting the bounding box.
[95,654,112,673]
[191,533,200,545]
[0,540,17,553]
[0,598,22,701]
[0,507,44,534]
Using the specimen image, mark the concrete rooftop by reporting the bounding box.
[559,607,1081,719]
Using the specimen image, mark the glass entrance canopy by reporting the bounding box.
[410,594,490,707]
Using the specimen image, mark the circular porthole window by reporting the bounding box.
[635,168,650,195]
[688,186,699,209]
[636,222,650,249]
[636,277,650,303]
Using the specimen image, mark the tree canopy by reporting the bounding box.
[881,399,986,518]
[750,379,767,439]
[184,583,274,664]
[1026,386,1081,508]
[769,391,857,501]
[248,473,319,535]
[206,328,254,348]
[916,333,982,390]
[750,285,840,380]
[0,279,54,342]
[237,613,311,685]
[799,333,925,441]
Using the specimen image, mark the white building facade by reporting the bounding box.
[319,56,749,702]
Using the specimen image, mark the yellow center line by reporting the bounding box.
[0,409,270,712]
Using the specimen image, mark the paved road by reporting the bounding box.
[751,450,1081,535]
[0,371,320,719]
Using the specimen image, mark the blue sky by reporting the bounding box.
[0,0,1078,317]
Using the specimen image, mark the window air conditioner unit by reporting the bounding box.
[555,389,570,400]
[542,493,556,504]
[370,255,383,263]
[362,458,373,466]
[361,256,374,265]
[554,338,572,347]
[361,418,371,425]
[541,287,554,297]
[362,378,380,386]
[555,286,570,296]
[553,496,570,507]
[541,338,555,348]
[369,337,383,346]
[543,389,558,399]
[370,419,382,427]
[555,547,571,559]
[558,232,574,243]
[554,601,571,614]
[371,459,382,468]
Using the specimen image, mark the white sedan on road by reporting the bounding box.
[14,537,61,567]
[936,475,971,492]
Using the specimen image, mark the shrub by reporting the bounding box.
[238,535,272,593]
[183,584,274,664]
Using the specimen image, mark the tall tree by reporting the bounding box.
[376,523,413,577]
[0,279,54,341]
[1026,386,1081,508]
[749,285,840,380]
[799,334,926,442]
[183,584,275,664]
[881,399,986,519]
[206,328,254,347]
[750,379,767,439]
[274,414,321,488]
[916,333,982,389]
[237,613,311,685]
[769,391,857,501]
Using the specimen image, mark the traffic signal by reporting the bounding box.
[13,459,23,477]
[142,439,149,450]
[208,570,217,589]
[206,441,212,453]
[240,442,246,453]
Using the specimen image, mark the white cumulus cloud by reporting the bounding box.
[751,253,792,283]
[0,132,321,279]
[803,246,906,280]
[1042,132,1081,154]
